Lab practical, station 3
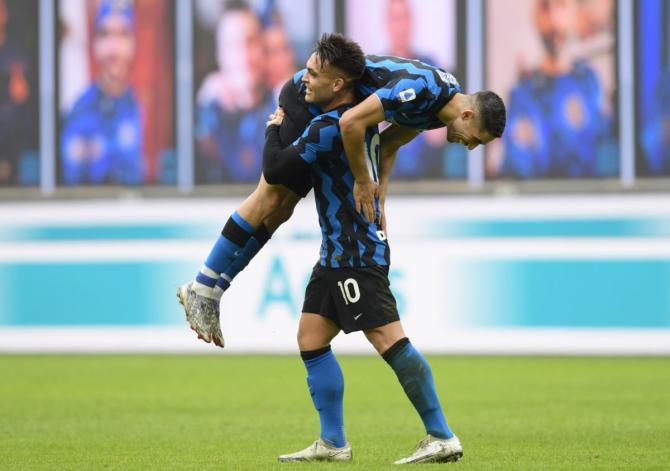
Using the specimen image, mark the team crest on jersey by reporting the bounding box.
[437,70,458,86]
[398,88,416,102]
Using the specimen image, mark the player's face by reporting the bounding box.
[94,15,135,81]
[301,53,342,106]
[446,113,494,150]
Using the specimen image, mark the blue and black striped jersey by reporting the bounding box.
[292,55,462,131]
[292,105,390,268]
[359,55,462,130]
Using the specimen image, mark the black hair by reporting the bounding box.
[314,33,366,83]
[474,90,506,138]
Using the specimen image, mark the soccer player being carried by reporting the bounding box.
[259,33,462,465]
[177,36,506,347]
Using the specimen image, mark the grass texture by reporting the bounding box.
[1,355,668,470]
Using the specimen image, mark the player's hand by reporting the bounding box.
[266,107,285,127]
[354,178,378,223]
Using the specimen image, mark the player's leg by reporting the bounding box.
[279,267,351,462]
[211,181,300,297]
[364,321,462,464]
[200,175,292,293]
[180,74,313,347]
[279,313,350,462]
[178,176,298,347]
[297,313,345,450]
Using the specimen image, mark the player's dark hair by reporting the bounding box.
[474,91,506,138]
[314,33,365,84]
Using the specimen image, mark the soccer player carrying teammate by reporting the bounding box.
[177,37,506,347]
[261,33,463,465]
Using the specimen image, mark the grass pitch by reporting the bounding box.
[1,355,669,470]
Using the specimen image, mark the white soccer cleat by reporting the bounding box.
[176,282,224,347]
[278,438,352,462]
[394,435,463,465]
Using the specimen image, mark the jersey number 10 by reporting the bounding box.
[337,278,361,305]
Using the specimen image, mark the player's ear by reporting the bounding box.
[332,77,345,93]
[461,109,475,121]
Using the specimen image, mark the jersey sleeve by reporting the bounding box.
[374,77,430,122]
[291,118,340,164]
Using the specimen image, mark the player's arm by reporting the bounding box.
[263,108,337,183]
[339,94,386,223]
[377,124,421,231]
[263,109,311,184]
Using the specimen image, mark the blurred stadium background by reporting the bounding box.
[0,0,669,355]
[2,1,670,469]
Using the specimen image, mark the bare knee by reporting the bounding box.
[297,313,340,351]
[364,321,406,355]
[297,325,330,351]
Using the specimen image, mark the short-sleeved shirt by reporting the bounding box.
[359,55,462,130]
[291,54,462,131]
[289,105,389,268]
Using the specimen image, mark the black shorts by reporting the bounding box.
[302,263,400,334]
[268,79,313,198]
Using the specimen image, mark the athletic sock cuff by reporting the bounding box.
[222,216,253,247]
[382,337,410,363]
[253,224,272,245]
[231,211,256,234]
[195,272,217,287]
[300,345,332,361]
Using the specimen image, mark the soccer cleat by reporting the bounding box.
[176,282,224,347]
[278,439,352,462]
[394,435,463,465]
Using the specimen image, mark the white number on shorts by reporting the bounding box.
[337,278,361,305]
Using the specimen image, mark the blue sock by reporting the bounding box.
[201,212,255,278]
[383,338,453,439]
[301,346,346,448]
[214,225,272,294]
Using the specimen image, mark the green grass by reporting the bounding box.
[1,355,669,470]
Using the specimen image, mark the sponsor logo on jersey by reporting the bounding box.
[437,70,459,87]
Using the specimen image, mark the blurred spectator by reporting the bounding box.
[60,0,143,185]
[195,0,274,183]
[386,0,433,65]
[639,0,670,176]
[0,0,37,186]
[263,21,296,103]
[384,0,448,180]
[502,0,615,178]
[641,71,670,175]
